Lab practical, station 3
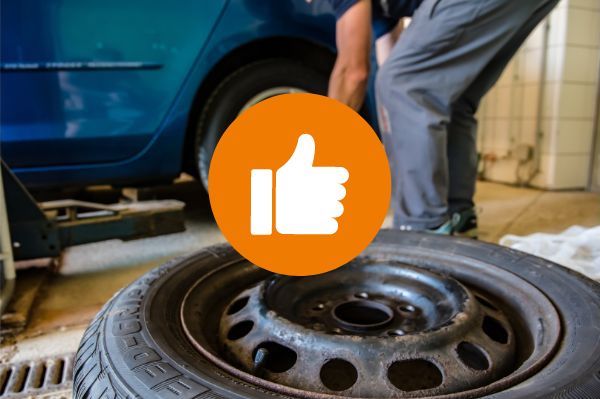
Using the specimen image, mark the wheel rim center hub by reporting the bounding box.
[331,300,394,332]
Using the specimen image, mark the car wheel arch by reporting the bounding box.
[180,37,336,177]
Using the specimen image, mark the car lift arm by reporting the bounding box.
[1,160,186,261]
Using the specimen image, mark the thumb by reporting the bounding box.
[285,134,315,167]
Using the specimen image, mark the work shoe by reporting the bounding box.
[426,208,478,238]
[427,219,455,235]
[450,207,478,239]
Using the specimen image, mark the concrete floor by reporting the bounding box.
[1,180,599,392]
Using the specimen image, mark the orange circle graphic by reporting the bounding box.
[209,93,390,276]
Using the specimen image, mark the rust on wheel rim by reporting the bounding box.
[181,247,561,398]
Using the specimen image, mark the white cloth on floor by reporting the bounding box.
[500,225,600,281]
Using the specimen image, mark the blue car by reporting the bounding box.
[1,0,378,190]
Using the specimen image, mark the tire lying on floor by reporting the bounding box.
[73,231,600,399]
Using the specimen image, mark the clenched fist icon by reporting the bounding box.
[251,134,349,235]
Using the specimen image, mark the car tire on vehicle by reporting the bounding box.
[194,59,329,189]
[73,231,600,399]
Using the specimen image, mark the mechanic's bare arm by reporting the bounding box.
[328,0,371,111]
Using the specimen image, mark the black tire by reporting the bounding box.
[73,232,600,399]
[193,59,329,189]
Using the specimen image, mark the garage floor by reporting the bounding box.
[1,180,599,397]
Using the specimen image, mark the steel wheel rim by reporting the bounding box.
[239,86,306,113]
[180,245,561,398]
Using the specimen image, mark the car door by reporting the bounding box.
[1,0,226,168]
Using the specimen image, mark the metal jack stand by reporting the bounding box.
[1,160,186,262]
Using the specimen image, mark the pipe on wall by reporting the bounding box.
[527,18,551,185]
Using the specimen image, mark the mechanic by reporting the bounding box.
[326,0,558,236]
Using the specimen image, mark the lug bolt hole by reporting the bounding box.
[398,304,416,313]
[312,303,325,311]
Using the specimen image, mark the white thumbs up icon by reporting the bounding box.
[251,134,349,235]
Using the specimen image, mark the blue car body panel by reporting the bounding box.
[1,0,376,188]
[2,1,226,168]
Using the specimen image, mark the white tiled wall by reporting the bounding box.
[477,0,599,189]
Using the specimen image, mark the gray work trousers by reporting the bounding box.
[376,0,559,230]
